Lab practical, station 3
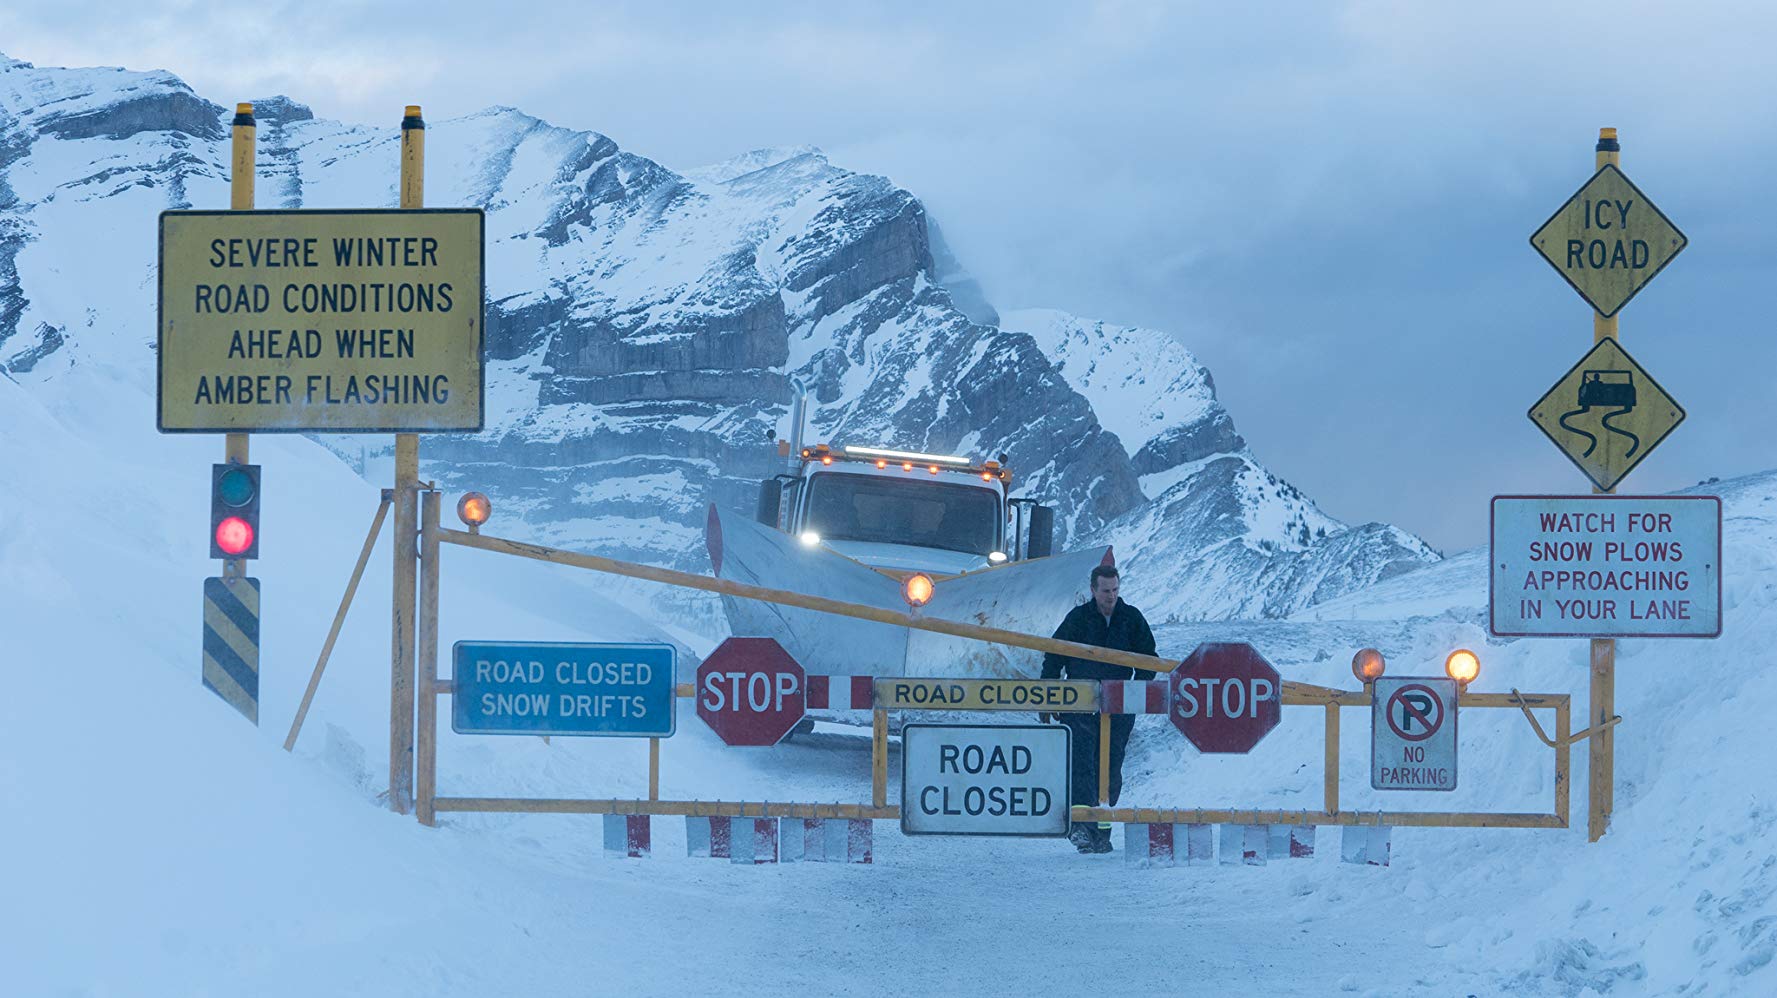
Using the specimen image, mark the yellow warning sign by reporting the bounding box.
[1529,164,1686,318]
[158,209,484,432]
[1528,337,1685,492]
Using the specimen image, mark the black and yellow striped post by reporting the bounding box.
[203,576,261,723]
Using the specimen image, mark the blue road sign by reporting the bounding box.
[451,641,677,737]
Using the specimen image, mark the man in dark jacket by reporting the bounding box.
[1039,564,1158,854]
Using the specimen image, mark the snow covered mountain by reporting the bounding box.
[0,54,1435,628]
[1001,309,1435,620]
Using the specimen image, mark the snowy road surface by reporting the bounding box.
[3,668,1429,997]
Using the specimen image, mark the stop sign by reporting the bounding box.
[1169,642,1282,753]
[696,637,806,746]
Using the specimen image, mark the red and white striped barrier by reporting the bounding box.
[1340,825,1391,866]
[1220,824,1268,865]
[779,818,873,864]
[1267,824,1316,859]
[1287,825,1315,858]
[806,675,875,710]
[1124,822,1179,865]
[1125,823,1314,866]
[685,816,780,864]
[684,815,871,864]
[729,818,779,864]
[1099,680,1169,714]
[802,676,1169,712]
[1187,823,1216,863]
[602,815,651,858]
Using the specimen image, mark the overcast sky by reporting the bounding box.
[5,1,1771,551]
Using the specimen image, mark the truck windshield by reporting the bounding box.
[803,473,1001,555]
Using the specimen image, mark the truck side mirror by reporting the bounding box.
[756,478,785,528]
[1027,505,1054,559]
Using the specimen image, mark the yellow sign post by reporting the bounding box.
[1528,336,1685,492]
[157,208,484,432]
[1522,128,1695,842]
[1529,163,1687,318]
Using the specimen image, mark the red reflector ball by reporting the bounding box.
[216,516,255,556]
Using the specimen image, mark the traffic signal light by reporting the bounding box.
[210,462,261,560]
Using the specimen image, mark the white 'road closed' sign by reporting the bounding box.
[1371,677,1458,792]
[900,723,1070,837]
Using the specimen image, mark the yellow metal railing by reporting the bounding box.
[404,513,1581,833]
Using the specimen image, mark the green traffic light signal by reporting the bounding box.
[217,466,257,507]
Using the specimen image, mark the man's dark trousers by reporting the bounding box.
[1060,713,1135,807]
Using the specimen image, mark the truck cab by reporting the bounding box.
[757,445,1052,578]
[712,439,1095,684]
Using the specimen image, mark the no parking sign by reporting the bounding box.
[1371,677,1458,791]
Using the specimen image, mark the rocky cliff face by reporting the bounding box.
[0,53,1437,630]
[998,309,1438,621]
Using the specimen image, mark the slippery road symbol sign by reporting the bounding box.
[1371,677,1458,791]
[1529,337,1684,493]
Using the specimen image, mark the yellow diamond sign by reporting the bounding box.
[1528,337,1684,492]
[1529,164,1686,317]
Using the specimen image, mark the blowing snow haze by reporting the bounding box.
[0,54,1437,631]
[5,2,1772,552]
[3,18,1776,997]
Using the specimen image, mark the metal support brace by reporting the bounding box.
[1511,688,1621,748]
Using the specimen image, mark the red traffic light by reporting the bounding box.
[215,516,255,556]
[210,462,261,560]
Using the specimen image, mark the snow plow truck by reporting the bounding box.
[704,410,1112,682]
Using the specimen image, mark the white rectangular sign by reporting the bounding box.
[1371,677,1458,791]
[1491,495,1721,638]
[900,723,1070,837]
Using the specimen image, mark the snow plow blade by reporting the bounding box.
[706,504,1109,679]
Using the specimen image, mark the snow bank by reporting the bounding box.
[8,333,1775,993]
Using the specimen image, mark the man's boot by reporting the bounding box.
[1068,822,1095,853]
[1093,822,1114,853]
